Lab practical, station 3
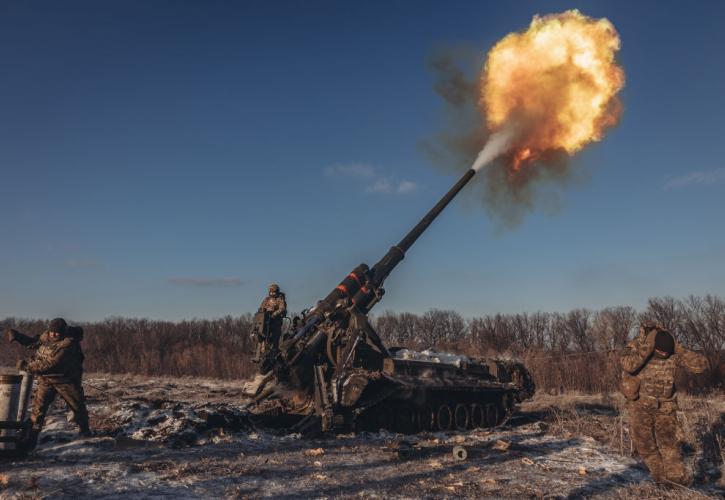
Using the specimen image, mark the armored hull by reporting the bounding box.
[355,354,534,433]
[250,348,534,434]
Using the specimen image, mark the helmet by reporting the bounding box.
[268,283,280,296]
[48,318,68,335]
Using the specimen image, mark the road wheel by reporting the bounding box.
[470,404,484,428]
[454,403,470,430]
[485,404,499,428]
[436,404,452,431]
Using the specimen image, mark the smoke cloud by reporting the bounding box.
[471,125,517,172]
[426,11,625,229]
[424,50,545,228]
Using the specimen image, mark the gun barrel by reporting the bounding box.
[284,167,478,362]
[397,168,476,253]
[352,168,477,310]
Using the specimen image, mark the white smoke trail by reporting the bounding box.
[471,124,517,172]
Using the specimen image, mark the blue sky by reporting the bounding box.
[1,1,724,321]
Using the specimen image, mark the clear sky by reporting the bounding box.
[2,1,724,321]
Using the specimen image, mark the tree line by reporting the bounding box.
[1,295,723,393]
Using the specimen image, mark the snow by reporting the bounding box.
[393,349,470,367]
[0,373,721,499]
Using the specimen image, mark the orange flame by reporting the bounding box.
[481,10,625,171]
[512,148,532,171]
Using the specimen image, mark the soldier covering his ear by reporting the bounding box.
[620,321,708,486]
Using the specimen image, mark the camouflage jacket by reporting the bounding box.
[258,294,287,319]
[620,332,708,401]
[25,332,85,383]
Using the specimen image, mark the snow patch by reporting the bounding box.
[394,349,470,367]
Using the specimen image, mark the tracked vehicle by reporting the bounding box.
[249,167,534,433]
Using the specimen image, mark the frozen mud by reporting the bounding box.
[0,373,722,499]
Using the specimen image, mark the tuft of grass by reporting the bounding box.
[523,391,725,491]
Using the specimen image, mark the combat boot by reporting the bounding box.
[23,429,40,452]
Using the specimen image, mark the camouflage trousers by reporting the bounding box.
[268,318,283,346]
[30,378,90,433]
[629,397,690,485]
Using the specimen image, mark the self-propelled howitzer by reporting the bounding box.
[249,168,534,433]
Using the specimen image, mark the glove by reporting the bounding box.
[5,328,19,343]
[15,359,28,371]
[641,330,656,357]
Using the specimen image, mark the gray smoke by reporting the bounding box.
[472,124,517,172]
[423,48,573,230]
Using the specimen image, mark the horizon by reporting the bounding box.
[1,292,717,325]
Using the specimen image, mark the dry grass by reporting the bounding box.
[2,298,723,394]
[0,317,257,380]
[522,391,725,492]
[604,482,717,499]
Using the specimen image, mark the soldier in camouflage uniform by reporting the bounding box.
[258,283,287,347]
[620,321,708,485]
[7,318,91,444]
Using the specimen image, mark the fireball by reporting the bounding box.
[481,10,625,172]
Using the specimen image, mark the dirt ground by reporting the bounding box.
[0,373,723,499]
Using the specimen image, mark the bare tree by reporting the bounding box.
[470,314,515,354]
[640,296,683,334]
[547,313,568,352]
[678,295,725,387]
[418,309,466,348]
[528,312,550,350]
[591,306,637,351]
[2,295,722,392]
[375,311,426,348]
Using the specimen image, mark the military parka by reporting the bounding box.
[620,331,708,401]
[25,332,85,383]
[259,293,287,319]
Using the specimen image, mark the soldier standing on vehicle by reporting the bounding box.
[258,283,287,347]
[620,321,708,486]
[7,318,91,448]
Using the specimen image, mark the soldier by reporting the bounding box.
[7,318,91,447]
[258,283,287,347]
[620,321,708,486]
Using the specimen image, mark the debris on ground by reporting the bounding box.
[305,447,325,456]
[0,373,721,499]
[492,439,510,451]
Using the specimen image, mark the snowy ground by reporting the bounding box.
[0,373,723,499]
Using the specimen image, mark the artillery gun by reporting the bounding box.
[249,168,534,433]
